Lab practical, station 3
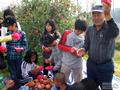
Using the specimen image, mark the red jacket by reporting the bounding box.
[58,30,73,52]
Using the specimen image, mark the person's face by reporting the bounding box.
[92,12,104,26]
[46,23,52,33]
[31,54,36,62]
[8,23,16,32]
[74,30,84,36]
[0,19,3,24]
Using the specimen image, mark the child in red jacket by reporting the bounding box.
[58,19,87,84]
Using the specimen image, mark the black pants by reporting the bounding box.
[87,59,114,90]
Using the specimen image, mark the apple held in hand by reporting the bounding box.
[12,32,21,41]
[14,47,23,52]
[0,45,7,53]
[101,0,111,4]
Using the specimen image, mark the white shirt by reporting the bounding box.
[21,61,35,78]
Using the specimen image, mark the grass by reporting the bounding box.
[114,50,120,77]
[83,50,120,78]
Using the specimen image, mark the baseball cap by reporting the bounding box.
[4,16,16,26]
[91,5,104,12]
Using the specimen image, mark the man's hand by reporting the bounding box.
[77,48,86,57]
[102,0,112,20]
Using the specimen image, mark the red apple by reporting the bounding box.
[101,0,111,4]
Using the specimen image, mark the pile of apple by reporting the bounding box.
[25,75,54,90]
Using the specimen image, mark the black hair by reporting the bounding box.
[3,9,15,19]
[67,78,98,90]
[24,50,38,64]
[43,33,55,47]
[81,78,98,90]
[3,16,17,27]
[44,19,56,34]
[75,19,87,31]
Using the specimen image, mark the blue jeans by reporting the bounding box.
[87,58,114,90]
[8,59,22,80]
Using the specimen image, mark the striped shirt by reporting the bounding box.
[83,19,119,64]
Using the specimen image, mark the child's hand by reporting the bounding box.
[4,80,14,89]
[0,45,7,53]
[45,66,54,70]
[42,46,51,53]
[70,47,79,56]
[34,64,39,69]
[14,47,23,53]
[70,47,77,53]
[38,65,44,71]
[11,32,21,40]
[45,59,51,64]
[52,40,59,46]
[77,48,86,57]
[32,68,40,75]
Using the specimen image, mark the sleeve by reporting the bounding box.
[1,27,8,47]
[21,62,29,78]
[0,35,12,42]
[56,31,61,41]
[49,51,53,60]
[105,18,119,39]
[58,30,73,52]
[21,31,28,51]
[83,29,90,52]
[53,60,62,71]
[66,34,74,46]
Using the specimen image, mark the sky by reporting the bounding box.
[0,0,120,11]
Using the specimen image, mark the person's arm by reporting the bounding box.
[58,30,73,52]
[103,2,119,39]
[58,44,72,52]
[105,19,119,39]
[20,31,28,51]
[53,60,62,71]
[2,86,8,90]
[53,31,61,45]
[21,62,29,78]
[0,35,12,42]
[83,29,90,52]
[2,80,14,90]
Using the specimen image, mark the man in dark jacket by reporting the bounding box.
[77,2,119,90]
